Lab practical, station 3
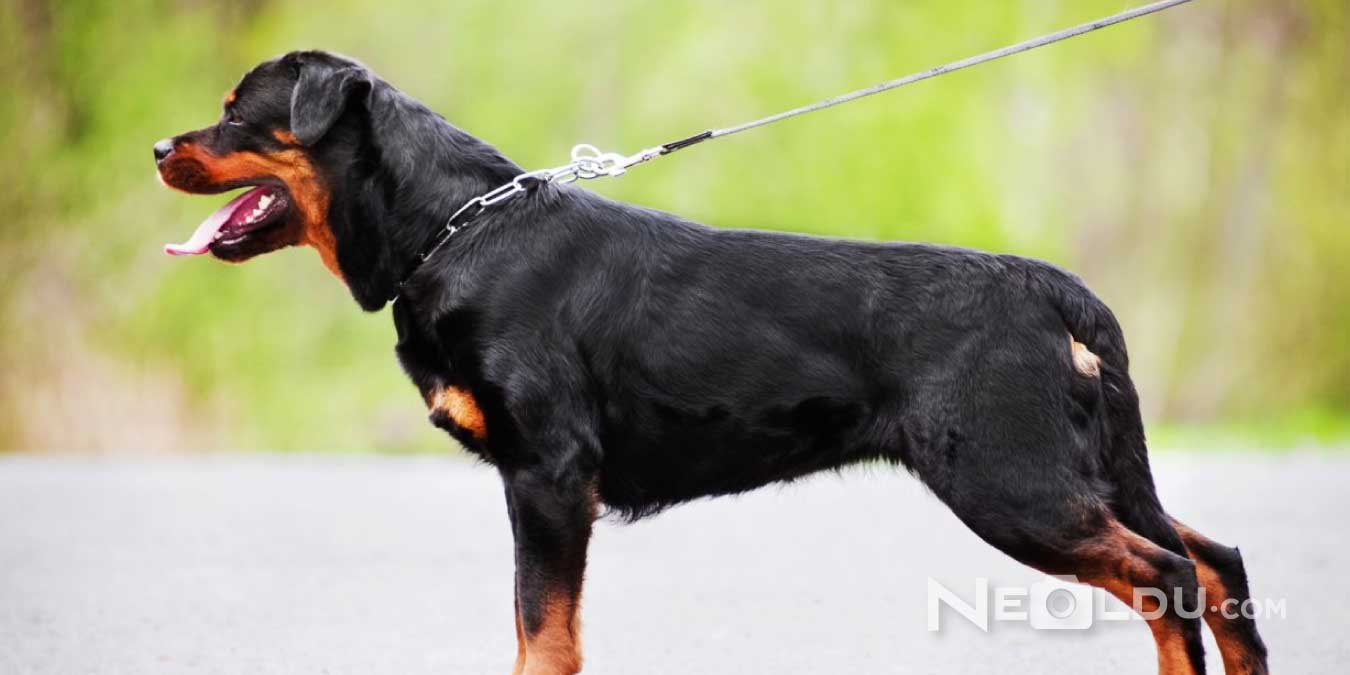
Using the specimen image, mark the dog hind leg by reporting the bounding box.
[964,509,1208,674]
[1170,518,1270,674]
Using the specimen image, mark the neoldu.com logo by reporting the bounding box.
[927,576,1285,631]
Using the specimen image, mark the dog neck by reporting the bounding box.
[331,83,524,311]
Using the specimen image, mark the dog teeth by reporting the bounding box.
[238,194,276,223]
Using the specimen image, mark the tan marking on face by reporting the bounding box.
[172,142,342,281]
[431,386,487,440]
[1070,335,1101,377]
[523,594,583,675]
[223,89,237,106]
[272,129,300,146]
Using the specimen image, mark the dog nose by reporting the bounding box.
[153,139,174,163]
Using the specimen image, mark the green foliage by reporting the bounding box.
[2,0,1346,452]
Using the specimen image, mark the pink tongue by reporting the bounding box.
[164,187,268,256]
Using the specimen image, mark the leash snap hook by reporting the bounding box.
[570,143,629,178]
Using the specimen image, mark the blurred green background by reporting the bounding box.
[1,0,1345,453]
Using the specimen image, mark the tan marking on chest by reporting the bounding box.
[432,386,487,440]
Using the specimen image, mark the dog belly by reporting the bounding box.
[594,394,896,517]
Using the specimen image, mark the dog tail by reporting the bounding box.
[1041,267,1188,557]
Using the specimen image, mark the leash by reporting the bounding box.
[396,0,1194,299]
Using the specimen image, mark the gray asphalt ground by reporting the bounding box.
[1,452,1345,674]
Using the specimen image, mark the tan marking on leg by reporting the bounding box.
[523,594,582,675]
[1083,571,1196,672]
[1192,557,1248,673]
[1072,522,1203,675]
[1172,522,1268,674]
[1070,335,1101,377]
[512,595,527,675]
[431,386,488,440]
[1147,620,1203,675]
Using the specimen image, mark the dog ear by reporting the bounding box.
[290,60,371,146]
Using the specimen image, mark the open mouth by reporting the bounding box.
[164,185,291,257]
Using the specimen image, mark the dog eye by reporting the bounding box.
[224,111,246,127]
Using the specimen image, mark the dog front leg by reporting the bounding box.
[503,468,596,675]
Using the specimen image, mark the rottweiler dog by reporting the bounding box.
[155,51,1268,674]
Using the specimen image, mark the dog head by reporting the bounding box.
[157,50,522,310]
[156,51,378,285]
